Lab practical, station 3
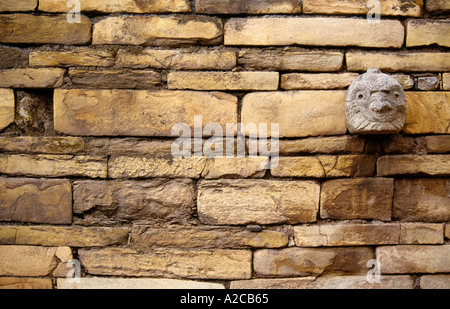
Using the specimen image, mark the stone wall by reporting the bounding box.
[0,0,449,289]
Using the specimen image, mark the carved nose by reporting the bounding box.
[371,101,393,113]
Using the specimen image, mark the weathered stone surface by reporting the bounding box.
[73,179,194,225]
[39,0,191,13]
[78,247,252,279]
[0,154,107,178]
[393,74,415,89]
[254,247,373,277]
[0,178,72,224]
[394,178,450,222]
[241,91,347,138]
[0,68,65,88]
[376,245,450,274]
[68,69,162,89]
[420,275,450,289]
[271,157,325,178]
[446,224,450,239]
[93,15,222,46]
[0,277,52,289]
[130,225,288,249]
[0,226,129,247]
[378,155,450,176]
[317,155,376,178]
[0,137,84,154]
[426,0,450,13]
[444,73,450,90]
[400,223,444,245]
[0,245,71,277]
[0,0,37,11]
[30,48,115,67]
[195,0,301,14]
[58,277,224,289]
[425,135,450,153]
[202,157,269,179]
[167,71,279,91]
[278,136,366,155]
[197,179,320,225]
[84,138,174,156]
[0,46,28,69]
[238,50,344,71]
[320,178,394,221]
[225,18,404,48]
[14,91,54,135]
[0,14,91,44]
[347,52,450,72]
[407,20,450,47]
[403,92,450,134]
[116,48,236,70]
[417,76,440,90]
[54,89,237,137]
[281,73,359,90]
[0,89,14,131]
[230,275,415,289]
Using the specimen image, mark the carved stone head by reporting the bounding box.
[345,68,406,134]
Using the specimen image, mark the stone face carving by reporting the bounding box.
[345,68,406,134]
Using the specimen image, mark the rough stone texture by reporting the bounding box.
[403,92,450,134]
[116,48,236,70]
[0,178,72,224]
[0,137,85,154]
[378,155,450,176]
[241,91,347,138]
[54,89,237,137]
[281,73,359,90]
[167,71,279,91]
[93,15,223,46]
[0,68,65,88]
[202,157,269,179]
[197,179,320,225]
[271,157,325,178]
[417,76,440,91]
[420,275,450,289]
[238,50,344,71]
[277,136,366,155]
[347,52,450,72]
[0,14,91,44]
[393,178,450,222]
[254,247,373,277]
[303,0,423,17]
[407,20,450,48]
[129,225,288,249]
[57,277,224,289]
[78,247,252,279]
[376,245,450,274]
[426,0,450,13]
[317,155,376,178]
[320,178,394,221]
[425,135,450,153]
[0,0,37,11]
[444,74,450,90]
[0,277,52,289]
[195,0,301,14]
[84,138,174,156]
[14,91,54,135]
[39,0,191,13]
[73,179,195,225]
[225,18,404,48]
[399,223,444,245]
[30,48,115,67]
[0,46,28,69]
[0,89,14,131]
[0,154,107,178]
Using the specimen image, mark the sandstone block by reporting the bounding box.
[378,155,450,176]
[195,0,301,14]
[278,136,366,155]
[271,157,325,178]
[425,135,450,153]
[54,89,237,137]
[0,277,52,289]
[399,223,444,245]
[0,0,37,11]
[93,15,222,46]
[376,245,450,274]
[443,73,450,90]
[281,73,359,90]
[0,14,91,44]
[0,136,84,154]
[320,178,394,221]
[202,157,269,179]
[426,0,450,14]
[407,20,450,47]
[0,46,28,69]
[241,91,347,138]
[84,138,174,156]
[420,275,450,289]
[30,48,115,67]
[317,155,376,178]
[0,68,64,88]
[225,18,404,48]
[197,179,320,225]
[78,247,252,279]
[0,89,14,131]
[167,71,279,91]
[0,178,72,224]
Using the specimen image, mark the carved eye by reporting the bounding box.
[355,90,367,101]
[392,91,401,99]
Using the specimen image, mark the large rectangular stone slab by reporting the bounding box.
[54,89,237,137]
[0,0,37,11]
[407,20,450,48]
[195,0,301,14]
[30,48,115,67]
[0,68,65,88]
[0,89,14,131]
[0,136,84,154]
[377,155,450,176]
[281,73,359,90]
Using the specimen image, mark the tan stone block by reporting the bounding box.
[281,73,359,90]
[320,178,394,221]
[0,14,91,44]
[39,0,191,13]
[407,20,450,47]
[116,48,236,70]
[241,91,347,138]
[84,138,174,156]
[78,247,252,279]
[0,154,107,178]
[446,224,450,239]
[378,155,450,176]
[0,178,72,224]
[393,178,450,222]
[317,155,376,178]
[376,245,450,274]
[197,179,320,225]
[238,49,344,71]
[426,0,450,13]
[0,136,84,154]
[0,89,14,131]
[0,277,52,289]
[271,157,325,178]
[399,223,444,245]
[195,0,301,14]
[225,18,404,48]
[0,0,37,11]
[278,136,366,155]
[54,89,237,137]
[93,15,222,46]
[168,71,279,91]
[0,68,64,88]
[69,69,162,89]
[443,73,450,90]
[30,48,115,67]
[420,275,450,289]
[254,247,373,277]
[347,52,450,72]
[202,157,269,179]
